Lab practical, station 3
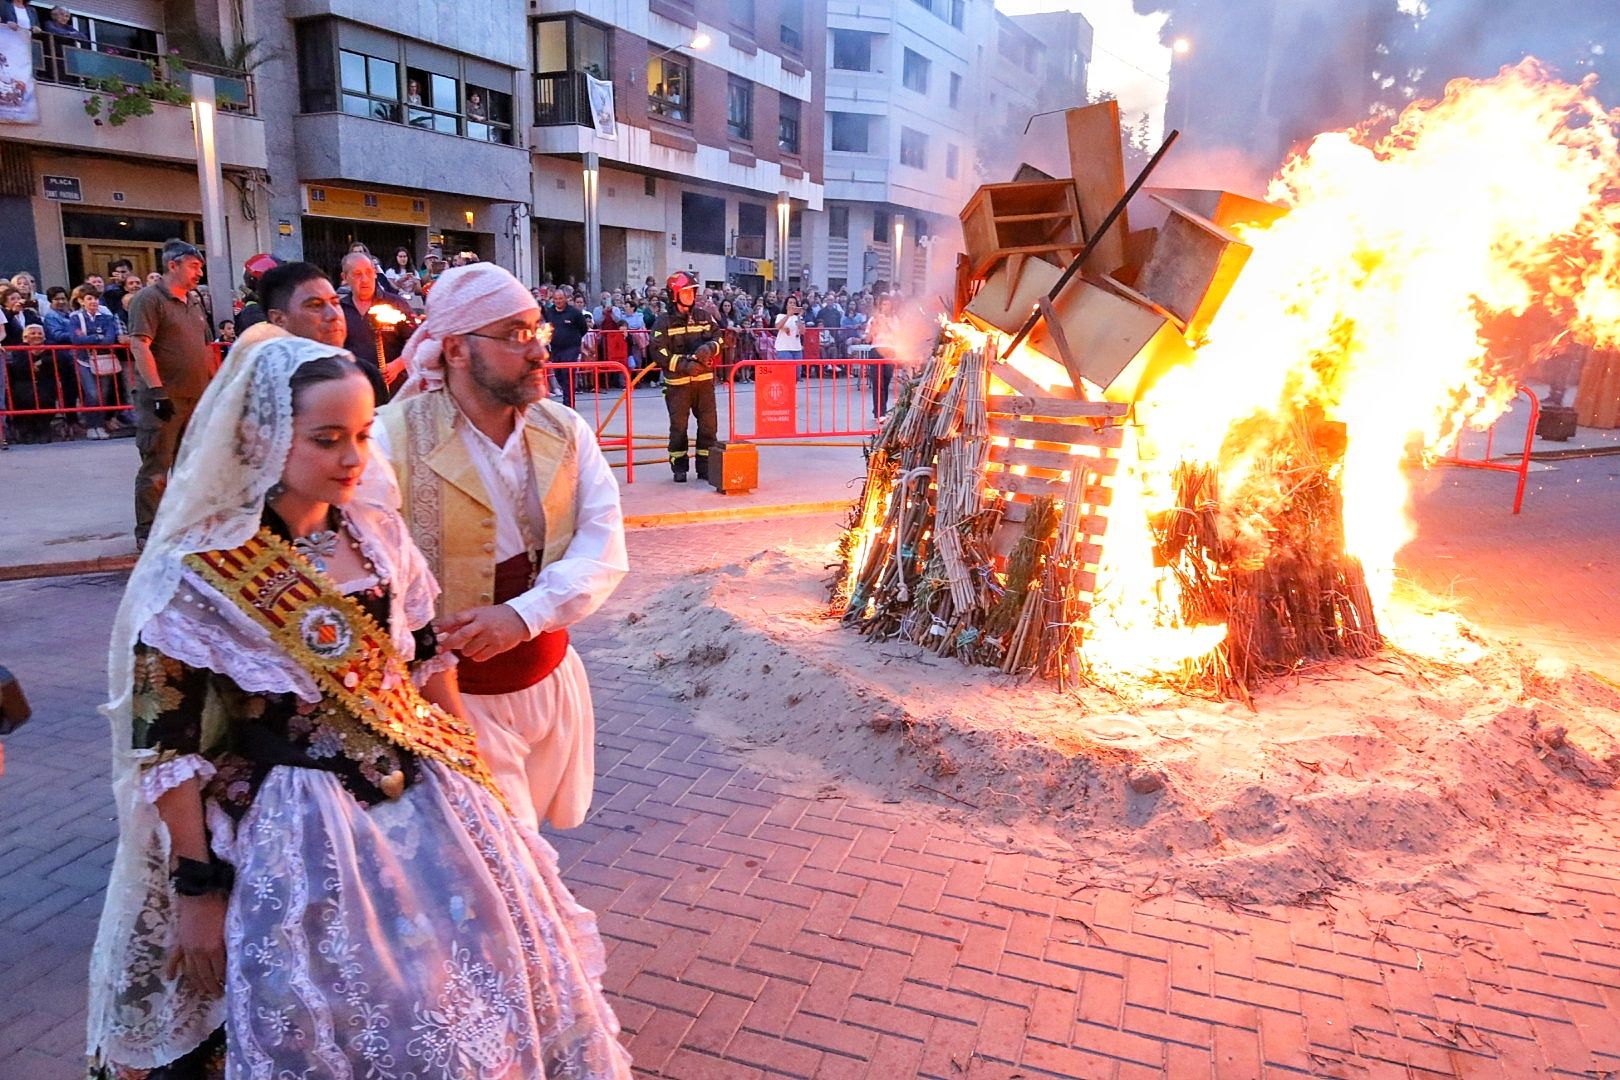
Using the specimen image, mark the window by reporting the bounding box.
[340,48,400,122]
[901,49,929,94]
[533,16,611,126]
[466,85,514,144]
[682,192,727,255]
[778,96,801,155]
[950,0,965,28]
[406,69,460,134]
[872,210,892,241]
[789,210,802,238]
[779,0,803,52]
[648,56,691,122]
[829,112,869,153]
[899,127,928,169]
[830,30,873,72]
[296,22,337,112]
[738,202,767,246]
[829,206,849,239]
[949,72,962,109]
[728,0,755,31]
[946,143,959,178]
[727,76,753,141]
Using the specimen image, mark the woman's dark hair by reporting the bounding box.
[46,286,67,300]
[288,355,365,411]
[393,247,413,270]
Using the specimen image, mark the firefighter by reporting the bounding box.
[650,271,721,482]
[234,253,280,332]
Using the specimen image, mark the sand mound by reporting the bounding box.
[602,545,1620,906]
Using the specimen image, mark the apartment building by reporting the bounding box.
[529,0,826,293]
[805,0,1089,295]
[254,0,533,273]
[3,1,269,288]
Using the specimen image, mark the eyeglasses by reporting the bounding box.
[462,327,545,346]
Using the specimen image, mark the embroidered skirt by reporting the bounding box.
[223,760,631,1078]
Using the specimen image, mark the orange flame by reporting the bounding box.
[370,306,408,327]
[1006,62,1620,682]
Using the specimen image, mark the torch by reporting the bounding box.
[369,305,417,389]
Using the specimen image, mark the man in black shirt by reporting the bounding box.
[649,271,720,482]
[541,285,589,408]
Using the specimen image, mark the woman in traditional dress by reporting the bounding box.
[87,324,633,1079]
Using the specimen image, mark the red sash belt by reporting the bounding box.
[457,554,570,696]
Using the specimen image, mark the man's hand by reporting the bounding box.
[438,604,531,662]
[150,391,175,423]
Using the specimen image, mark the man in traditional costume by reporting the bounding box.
[88,324,631,1078]
[372,263,628,832]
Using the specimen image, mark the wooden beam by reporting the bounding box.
[987,396,1128,419]
[1037,295,1089,395]
[989,416,1127,448]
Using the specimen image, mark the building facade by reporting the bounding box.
[803,0,1089,297]
[528,0,825,294]
[4,0,269,291]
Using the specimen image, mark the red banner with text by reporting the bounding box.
[753,363,798,438]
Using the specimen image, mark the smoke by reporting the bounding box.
[1131,0,1619,179]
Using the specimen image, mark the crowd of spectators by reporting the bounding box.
[525,273,916,397]
[4,238,924,446]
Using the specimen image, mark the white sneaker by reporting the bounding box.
[89,428,108,440]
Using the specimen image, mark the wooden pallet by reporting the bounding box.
[983,394,1127,601]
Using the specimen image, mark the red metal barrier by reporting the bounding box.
[1438,383,1539,514]
[546,358,636,484]
[723,354,909,441]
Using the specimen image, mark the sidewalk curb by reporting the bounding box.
[0,553,138,582]
[624,499,847,530]
[0,501,851,581]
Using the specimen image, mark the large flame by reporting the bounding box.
[1048,63,1620,681]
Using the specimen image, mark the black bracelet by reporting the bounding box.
[171,855,235,897]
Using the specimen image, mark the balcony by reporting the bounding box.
[534,71,589,127]
[9,38,265,170]
[32,37,257,115]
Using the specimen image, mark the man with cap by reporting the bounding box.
[649,270,721,482]
[369,263,628,831]
[124,239,214,547]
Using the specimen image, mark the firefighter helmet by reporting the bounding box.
[242,253,280,292]
[666,270,698,305]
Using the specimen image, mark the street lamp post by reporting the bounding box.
[892,216,905,294]
[776,192,791,290]
[189,74,231,312]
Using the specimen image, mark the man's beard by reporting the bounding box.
[470,348,544,408]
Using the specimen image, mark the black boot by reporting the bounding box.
[673,473,689,483]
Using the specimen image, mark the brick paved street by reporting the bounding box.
[3,455,1619,1079]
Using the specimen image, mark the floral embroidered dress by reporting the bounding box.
[86,328,632,1080]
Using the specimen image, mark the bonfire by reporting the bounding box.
[834,61,1620,702]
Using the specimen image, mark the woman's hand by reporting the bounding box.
[166,892,228,996]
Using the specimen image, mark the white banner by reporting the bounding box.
[0,25,40,125]
[585,72,616,140]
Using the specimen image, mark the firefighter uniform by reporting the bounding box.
[650,302,721,481]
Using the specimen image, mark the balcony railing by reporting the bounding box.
[534,70,588,127]
[31,37,256,115]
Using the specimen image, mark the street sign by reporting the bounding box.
[42,175,81,201]
[277,219,293,237]
[303,184,430,226]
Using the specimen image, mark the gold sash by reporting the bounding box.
[185,528,505,806]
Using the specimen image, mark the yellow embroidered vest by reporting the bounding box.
[379,391,579,617]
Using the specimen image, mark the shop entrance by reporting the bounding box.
[62,210,202,286]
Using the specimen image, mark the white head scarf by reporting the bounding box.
[392,262,545,400]
[87,325,437,1069]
